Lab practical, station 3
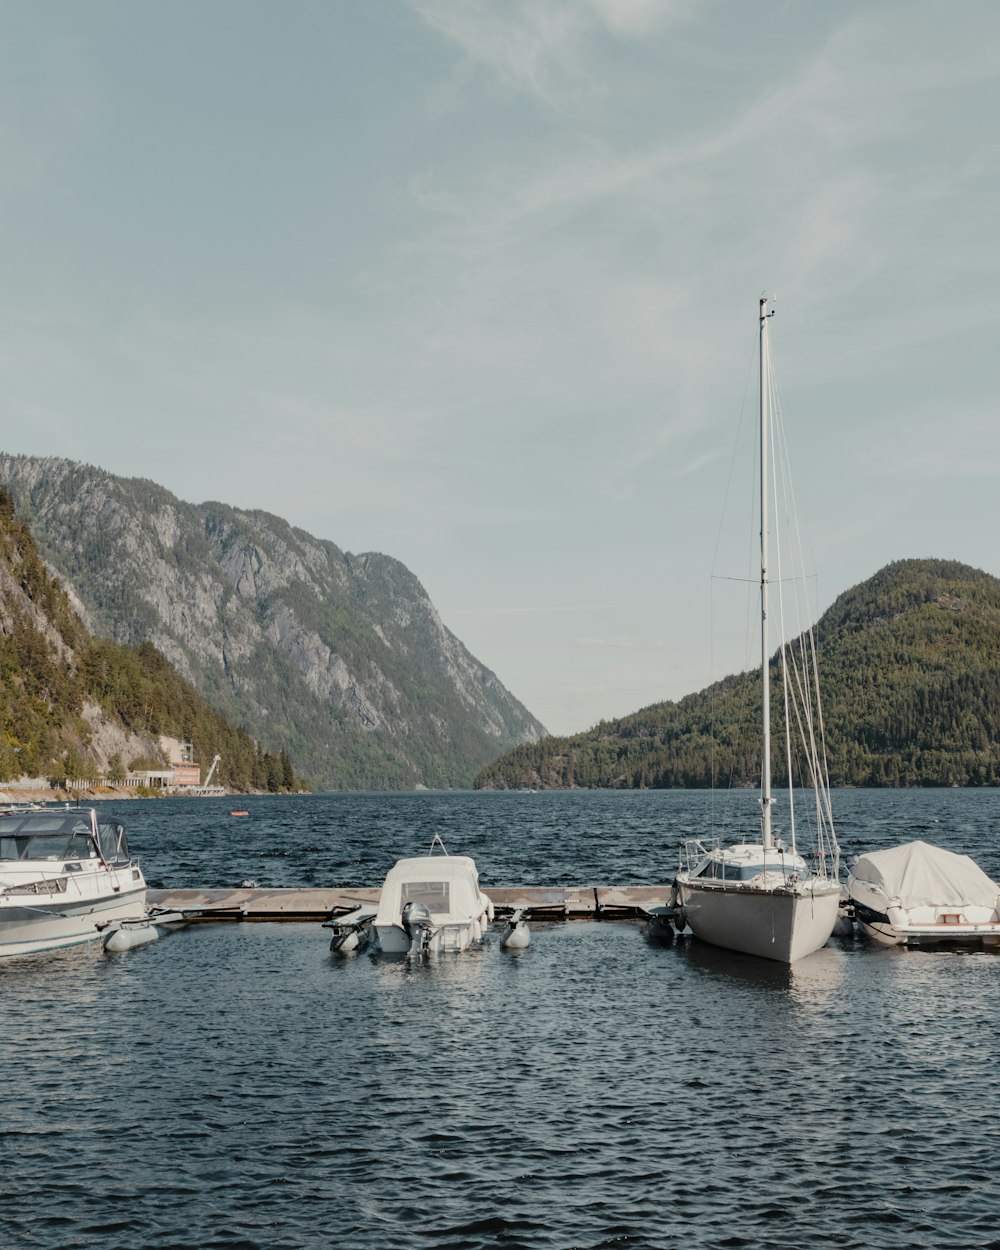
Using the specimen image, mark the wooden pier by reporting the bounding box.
[147,885,672,923]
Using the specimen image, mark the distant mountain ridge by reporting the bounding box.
[0,453,545,790]
[475,559,1000,789]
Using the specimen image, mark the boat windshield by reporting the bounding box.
[400,881,451,914]
[0,812,130,865]
[697,859,809,883]
[0,813,97,862]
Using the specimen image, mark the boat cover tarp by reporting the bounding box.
[852,840,1000,908]
[375,855,485,925]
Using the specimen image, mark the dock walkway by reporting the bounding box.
[147,885,672,923]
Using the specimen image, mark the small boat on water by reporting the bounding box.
[369,835,493,956]
[847,840,1000,947]
[673,298,841,964]
[0,807,147,958]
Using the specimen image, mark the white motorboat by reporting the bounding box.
[371,835,494,955]
[0,807,147,958]
[673,298,841,964]
[848,840,1000,947]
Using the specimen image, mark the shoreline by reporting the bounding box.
[0,786,240,804]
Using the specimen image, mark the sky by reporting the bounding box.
[2,1,999,736]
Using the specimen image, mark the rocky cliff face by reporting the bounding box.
[0,454,546,788]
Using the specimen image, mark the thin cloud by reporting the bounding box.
[407,0,688,113]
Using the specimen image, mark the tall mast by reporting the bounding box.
[759,296,773,849]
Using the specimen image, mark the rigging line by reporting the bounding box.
[771,354,823,652]
[771,357,822,582]
[768,339,839,875]
[768,334,832,863]
[807,617,839,867]
[770,354,838,863]
[709,573,717,830]
[768,356,799,856]
[789,618,837,873]
[710,573,813,585]
[709,328,760,827]
[710,325,759,579]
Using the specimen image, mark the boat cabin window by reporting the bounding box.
[400,881,451,914]
[0,814,84,833]
[696,860,807,883]
[0,832,96,861]
[0,813,102,863]
[97,822,130,865]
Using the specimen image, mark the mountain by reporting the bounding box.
[475,559,1000,789]
[0,454,545,790]
[0,488,304,791]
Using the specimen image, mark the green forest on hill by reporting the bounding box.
[475,559,1000,790]
[0,489,305,791]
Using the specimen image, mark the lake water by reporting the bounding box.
[3,789,1000,1250]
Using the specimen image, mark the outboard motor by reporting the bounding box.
[322,907,375,954]
[325,921,369,954]
[401,900,433,956]
[669,882,687,932]
[641,905,676,945]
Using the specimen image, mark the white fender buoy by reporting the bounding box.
[103,920,160,952]
[102,909,187,952]
[330,929,362,954]
[500,909,530,950]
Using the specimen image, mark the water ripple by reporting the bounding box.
[3,791,1000,1248]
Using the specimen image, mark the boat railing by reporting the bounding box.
[679,838,719,875]
[0,860,111,900]
[1,874,71,898]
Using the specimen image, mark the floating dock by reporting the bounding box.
[147,885,671,923]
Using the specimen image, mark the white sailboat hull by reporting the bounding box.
[676,878,841,963]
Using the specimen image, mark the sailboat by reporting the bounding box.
[673,297,841,964]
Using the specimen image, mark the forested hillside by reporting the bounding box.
[476,559,1000,790]
[0,489,304,791]
[0,454,545,789]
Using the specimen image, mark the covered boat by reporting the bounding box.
[372,836,493,955]
[0,807,147,957]
[848,840,1000,947]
